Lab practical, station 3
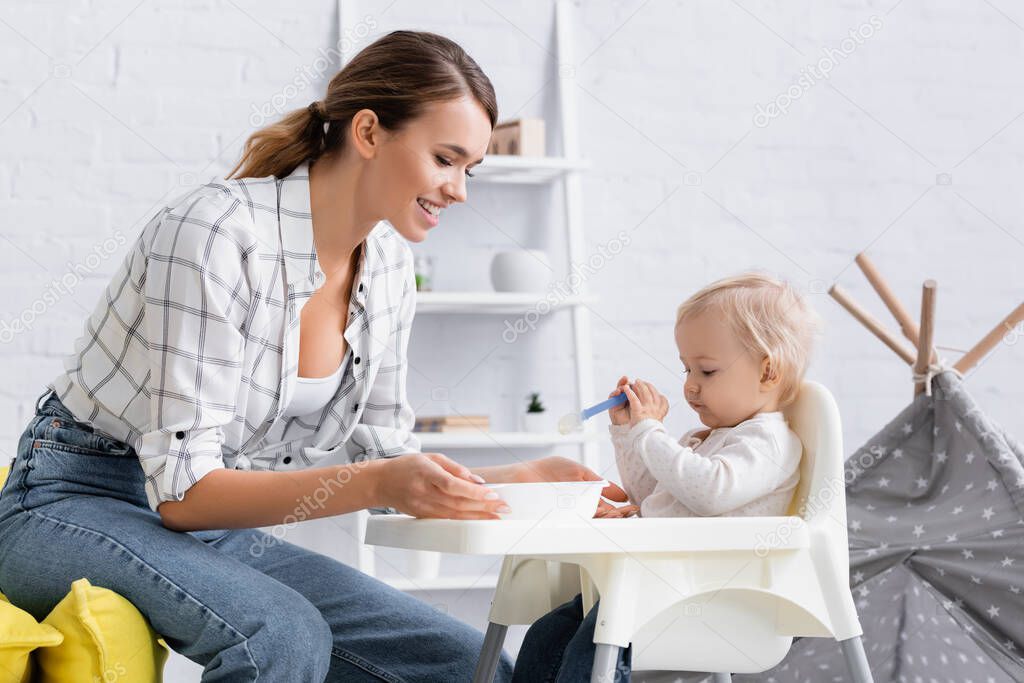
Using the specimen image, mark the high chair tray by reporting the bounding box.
[365,515,809,555]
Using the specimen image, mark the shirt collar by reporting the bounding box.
[276,161,374,303]
[353,234,372,306]
[276,163,319,292]
[709,411,786,434]
[725,411,786,431]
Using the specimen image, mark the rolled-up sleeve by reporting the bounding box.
[137,192,252,511]
[345,257,421,462]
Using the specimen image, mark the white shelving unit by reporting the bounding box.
[469,154,589,184]
[341,0,595,592]
[416,291,594,315]
[416,430,597,450]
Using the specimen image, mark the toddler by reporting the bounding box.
[511,272,821,682]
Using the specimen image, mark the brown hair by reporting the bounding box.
[228,30,498,180]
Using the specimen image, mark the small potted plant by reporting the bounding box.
[521,392,548,433]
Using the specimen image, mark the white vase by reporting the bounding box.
[521,412,549,434]
[490,250,551,293]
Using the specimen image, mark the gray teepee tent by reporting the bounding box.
[737,255,1024,682]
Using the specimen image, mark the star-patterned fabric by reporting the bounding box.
[730,371,1024,682]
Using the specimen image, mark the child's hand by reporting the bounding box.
[622,379,669,427]
[594,503,640,519]
[608,376,632,426]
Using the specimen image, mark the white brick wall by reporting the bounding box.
[2,1,1022,678]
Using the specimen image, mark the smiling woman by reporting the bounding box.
[0,29,635,683]
[229,30,496,246]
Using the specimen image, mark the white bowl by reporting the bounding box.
[485,480,607,520]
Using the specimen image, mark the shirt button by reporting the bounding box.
[283,456,292,464]
[358,283,364,293]
[175,431,185,439]
[352,403,359,413]
[313,271,323,284]
[354,356,361,365]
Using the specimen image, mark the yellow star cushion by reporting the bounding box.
[0,591,64,683]
[36,578,169,682]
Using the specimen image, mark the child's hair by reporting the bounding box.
[675,272,821,408]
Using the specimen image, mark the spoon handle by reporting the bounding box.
[580,392,628,421]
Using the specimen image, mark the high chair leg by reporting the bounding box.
[711,674,732,683]
[472,622,508,683]
[590,644,621,683]
[839,635,873,683]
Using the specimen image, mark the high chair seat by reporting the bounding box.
[365,381,873,683]
[364,515,812,555]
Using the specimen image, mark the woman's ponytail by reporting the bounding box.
[227,30,497,180]
[227,102,326,180]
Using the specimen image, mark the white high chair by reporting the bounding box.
[365,382,873,682]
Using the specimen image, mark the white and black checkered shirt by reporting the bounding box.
[50,163,420,511]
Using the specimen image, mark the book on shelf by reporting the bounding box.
[414,415,490,433]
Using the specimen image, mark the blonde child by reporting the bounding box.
[512,272,821,682]
[607,271,819,519]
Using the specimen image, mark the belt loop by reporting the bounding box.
[34,386,55,414]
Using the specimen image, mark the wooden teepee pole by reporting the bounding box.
[954,301,1024,375]
[913,280,937,396]
[829,284,917,365]
[856,252,937,364]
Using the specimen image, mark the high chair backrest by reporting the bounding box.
[783,381,846,527]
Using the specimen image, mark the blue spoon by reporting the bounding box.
[558,392,628,434]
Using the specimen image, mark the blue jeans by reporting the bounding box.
[512,594,631,683]
[0,389,513,683]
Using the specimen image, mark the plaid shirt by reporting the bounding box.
[50,163,420,511]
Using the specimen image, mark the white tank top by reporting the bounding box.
[281,351,349,418]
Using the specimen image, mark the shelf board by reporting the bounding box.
[472,155,588,183]
[416,291,594,315]
[414,431,598,449]
[381,574,500,592]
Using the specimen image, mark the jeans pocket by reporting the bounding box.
[35,416,133,458]
[23,435,148,511]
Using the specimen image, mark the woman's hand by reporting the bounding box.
[622,379,669,427]
[374,453,509,520]
[510,455,628,513]
[608,375,632,426]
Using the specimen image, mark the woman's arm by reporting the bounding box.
[136,192,257,514]
[159,452,508,531]
[159,462,383,531]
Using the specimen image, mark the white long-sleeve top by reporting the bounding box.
[610,412,802,518]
